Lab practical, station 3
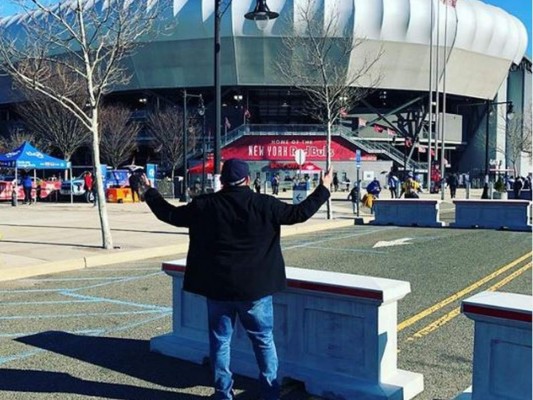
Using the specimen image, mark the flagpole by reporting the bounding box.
[440,1,448,200]
[434,0,441,164]
[427,0,434,192]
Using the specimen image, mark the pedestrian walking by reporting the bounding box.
[366,177,381,198]
[513,176,524,199]
[253,175,262,193]
[387,173,399,198]
[140,158,332,400]
[332,173,339,192]
[447,173,458,199]
[271,173,279,195]
[128,168,142,202]
[83,171,93,203]
[347,183,359,214]
[22,173,33,204]
[400,173,421,199]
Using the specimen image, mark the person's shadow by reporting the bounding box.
[3,331,258,399]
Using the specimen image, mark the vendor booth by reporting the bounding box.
[0,142,70,203]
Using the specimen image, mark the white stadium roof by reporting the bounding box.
[0,0,528,101]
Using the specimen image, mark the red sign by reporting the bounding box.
[221,136,376,162]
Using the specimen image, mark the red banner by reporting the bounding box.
[222,136,376,162]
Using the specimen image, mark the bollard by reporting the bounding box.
[11,188,17,207]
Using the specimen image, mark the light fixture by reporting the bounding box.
[233,94,243,102]
[245,0,279,31]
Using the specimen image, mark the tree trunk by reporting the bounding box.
[171,169,175,199]
[91,109,114,249]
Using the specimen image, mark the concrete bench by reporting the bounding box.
[151,259,424,400]
[451,199,532,231]
[456,291,532,400]
[372,199,445,227]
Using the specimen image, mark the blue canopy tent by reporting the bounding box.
[0,141,72,202]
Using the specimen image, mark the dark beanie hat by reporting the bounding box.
[220,159,250,186]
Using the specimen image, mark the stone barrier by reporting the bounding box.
[451,199,532,231]
[372,199,445,227]
[151,259,424,400]
[456,291,532,400]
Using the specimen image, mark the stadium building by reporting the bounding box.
[0,0,530,189]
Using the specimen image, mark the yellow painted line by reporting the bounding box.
[398,252,532,332]
[405,263,532,341]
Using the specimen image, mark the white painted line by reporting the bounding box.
[373,238,413,248]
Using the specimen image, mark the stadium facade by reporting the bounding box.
[0,0,530,186]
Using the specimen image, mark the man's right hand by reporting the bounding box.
[320,167,333,189]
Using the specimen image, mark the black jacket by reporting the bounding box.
[144,184,330,301]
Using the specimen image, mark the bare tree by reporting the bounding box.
[147,107,199,197]
[99,105,139,169]
[498,104,532,177]
[276,0,382,218]
[0,126,45,152]
[0,0,158,249]
[15,67,90,163]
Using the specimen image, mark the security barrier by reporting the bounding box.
[151,259,424,400]
[372,199,445,227]
[451,200,532,231]
[456,291,532,400]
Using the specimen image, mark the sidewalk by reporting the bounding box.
[0,196,357,282]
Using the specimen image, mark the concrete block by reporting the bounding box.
[151,259,424,400]
[372,199,445,228]
[451,200,532,231]
[456,291,532,400]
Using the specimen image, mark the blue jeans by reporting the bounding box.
[207,295,280,400]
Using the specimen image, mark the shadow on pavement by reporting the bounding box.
[12,331,258,399]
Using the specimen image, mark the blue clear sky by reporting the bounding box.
[0,0,531,57]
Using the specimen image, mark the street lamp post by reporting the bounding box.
[212,0,279,191]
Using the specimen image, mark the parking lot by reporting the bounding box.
[0,224,530,400]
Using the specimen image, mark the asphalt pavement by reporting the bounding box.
[1,186,530,400]
[0,187,473,282]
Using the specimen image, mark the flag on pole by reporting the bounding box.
[244,109,251,119]
[418,145,427,153]
[358,118,367,127]
[373,125,384,133]
[224,117,231,130]
[405,137,413,147]
[442,0,457,7]
[387,128,396,136]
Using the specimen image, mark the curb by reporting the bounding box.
[0,219,355,282]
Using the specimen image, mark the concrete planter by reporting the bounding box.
[492,191,507,200]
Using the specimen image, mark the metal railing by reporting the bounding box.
[196,124,427,172]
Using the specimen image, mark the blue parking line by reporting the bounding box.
[105,312,171,333]
[35,277,126,282]
[0,329,105,338]
[60,291,172,312]
[0,299,100,307]
[0,309,167,320]
[0,349,43,365]
[0,315,170,366]
[0,272,162,295]
[67,271,163,292]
